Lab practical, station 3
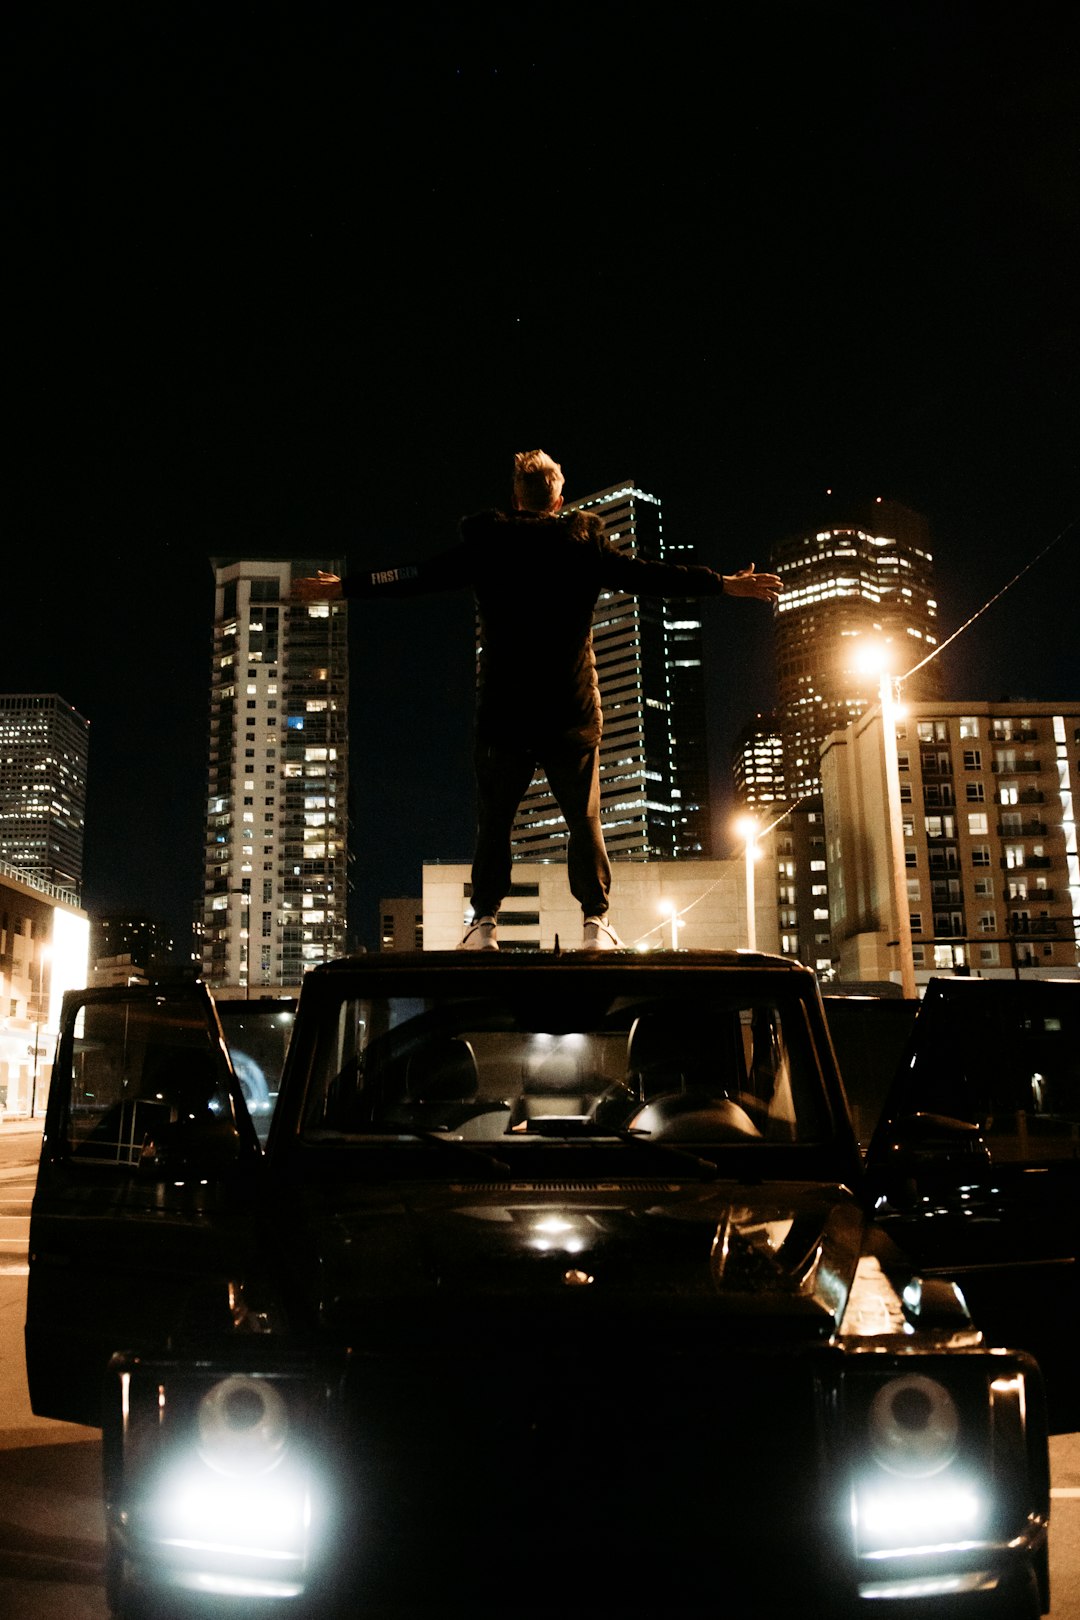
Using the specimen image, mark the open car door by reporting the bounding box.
[864,976,1080,1427]
[25,982,268,1427]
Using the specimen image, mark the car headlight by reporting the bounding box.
[867,1373,959,1478]
[849,1367,995,1566]
[197,1375,290,1477]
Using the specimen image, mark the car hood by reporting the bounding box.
[276,1177,869,1348]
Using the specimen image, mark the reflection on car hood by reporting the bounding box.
[284,1179,867,1347]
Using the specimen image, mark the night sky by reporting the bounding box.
[7,1,1078,951]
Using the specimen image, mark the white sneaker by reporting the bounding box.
[583,915,622,950]
[460,915,498,951]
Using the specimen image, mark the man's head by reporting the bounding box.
[513,449,564,514]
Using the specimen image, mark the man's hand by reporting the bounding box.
[722,564,782,603]
[291,570,343,602]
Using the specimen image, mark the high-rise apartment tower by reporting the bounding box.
[821,700,1080,983]
[201,560,348,993]
[0,693,89,898]
[508,480,712,865]
[771,499,941,797]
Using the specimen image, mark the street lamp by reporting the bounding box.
[31,943,51,1119]
[854,641,917,999]
[734,815,759,952]
[659,899,683,950]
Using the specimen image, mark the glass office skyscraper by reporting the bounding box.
[0,693,88,898]
[771,499,941,797]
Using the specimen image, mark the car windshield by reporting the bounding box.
[297,978,832,1148]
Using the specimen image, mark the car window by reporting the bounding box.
[61,995,237,1166]
[216,1000,296,1145]
[298,984,830,1146]
[895,986,1080,1161]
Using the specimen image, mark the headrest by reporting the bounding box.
[626,1011,722,1097]
[405,1037,479,1103]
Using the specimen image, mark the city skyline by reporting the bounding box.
[5,491,1071,957]
[7,5,1077,948]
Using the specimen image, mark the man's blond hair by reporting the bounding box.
[513,449,564,513]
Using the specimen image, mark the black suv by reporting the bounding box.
[26,953,1051,1618]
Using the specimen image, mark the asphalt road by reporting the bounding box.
[3,1124,1080,1618]
[1,1129,105,1617]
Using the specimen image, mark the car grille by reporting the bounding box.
[330,1345,839,1615]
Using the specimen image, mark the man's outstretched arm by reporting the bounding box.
[292,570,344,602]
[599,542,782,605]
[721,563,782,603]
[292,546,471,602]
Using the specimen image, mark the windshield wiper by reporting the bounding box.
[404,1131,513,1177]
[302,1127,513,1176]
[615,1130,722,1179]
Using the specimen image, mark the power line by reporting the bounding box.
[900,516,1076,686]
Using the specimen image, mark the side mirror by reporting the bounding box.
[882,1111,989,1158]
[901,1274,974,1333]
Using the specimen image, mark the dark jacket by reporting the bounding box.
[342,508,726,747]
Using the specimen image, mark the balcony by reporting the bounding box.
[992,759,1042,773]
[1009,917,1065,937]
[995,788,1045,804]
[997,820,1048,837]
[1006,888,1056,903]
[989,727,1039,742]
[1002,854,1053,870]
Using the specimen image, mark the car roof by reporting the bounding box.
[922,975,1080,998]
[303,948,817,980]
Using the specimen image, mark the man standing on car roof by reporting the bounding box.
[293,449,780,953]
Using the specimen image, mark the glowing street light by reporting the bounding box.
[854,639,917,999]
[659,898,683,950]
[734,815,759,952]
[31,943,51,1119]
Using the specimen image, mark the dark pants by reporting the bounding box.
[470,740,611,919]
